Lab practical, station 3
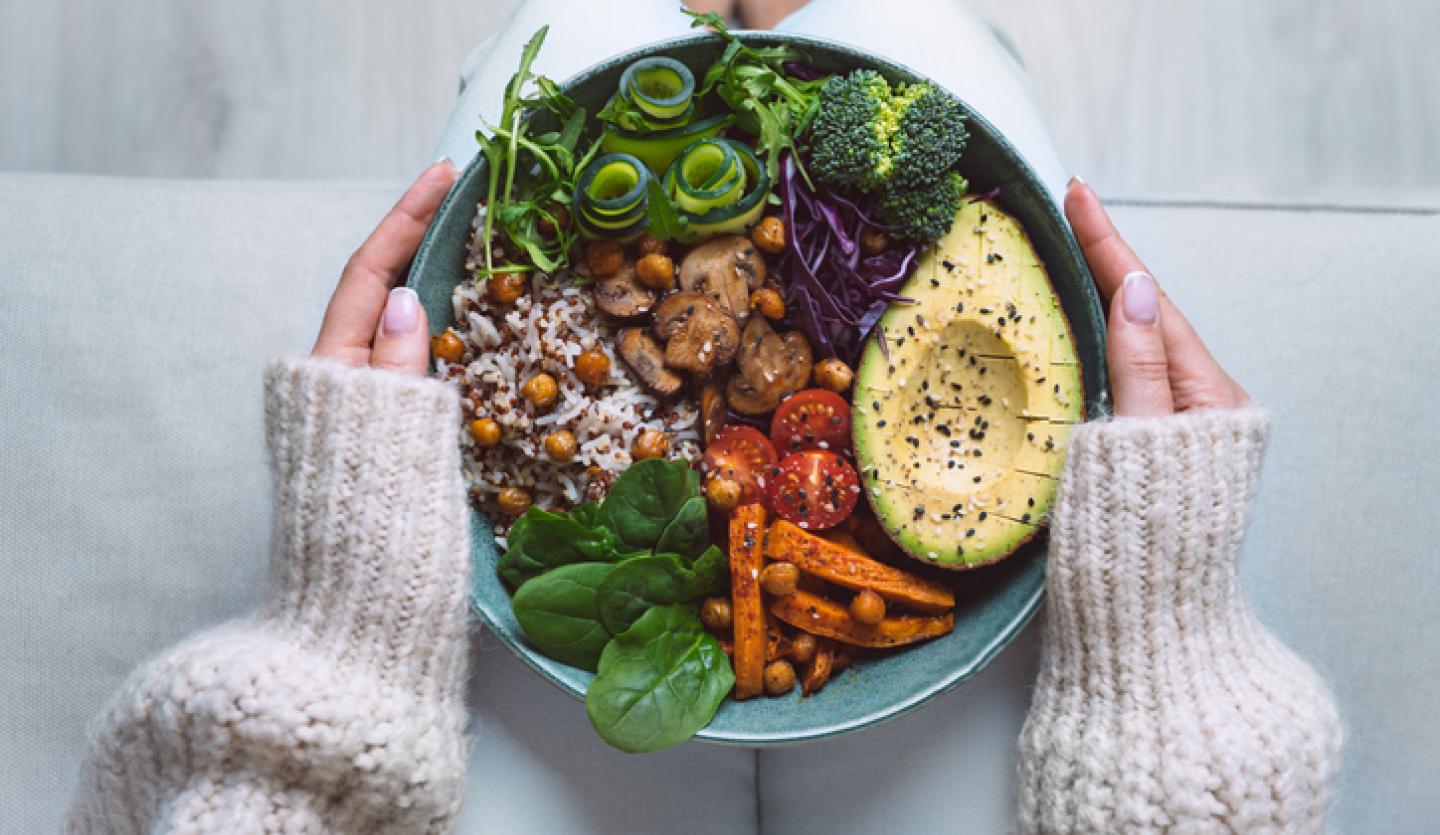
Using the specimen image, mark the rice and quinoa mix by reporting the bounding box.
[437,220,701,535]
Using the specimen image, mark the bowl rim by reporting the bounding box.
[411,28,1102,746]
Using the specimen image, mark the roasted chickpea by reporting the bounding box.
[849,589,886,625]
[763,659,797,695]
[633,429,669,460]
[432,330,465,363]
[496,486,533,517]
[860,228,889,256]
[749,288,785,321]
[544,430,577,462]
[635,233,668,257]
[705,477,742,514]
[488,270,528,303]
[790,632,818,665]
[573,347,612,387]
[585,240,624,278]
[813,357,854,393]
[751,215,786,254]
[700,596,733,632]
[760,562,799,596]
[634,252,676,290]
[469,417,502,447]
[521,372,559,409]
[537,204,570,238]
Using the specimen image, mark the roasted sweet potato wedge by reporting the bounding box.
[770,589,954,648]
[767,521,956,614]
[729,503,767,699]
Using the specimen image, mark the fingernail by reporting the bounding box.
[432,154,454,170]
[1121,272,1158,325]
[1067,174,1086,188]
[382,287,420,336]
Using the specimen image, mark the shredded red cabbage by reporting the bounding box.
[776,151,920,365]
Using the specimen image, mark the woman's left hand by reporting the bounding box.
[1064,177,1248,416]
[311,159,459,375]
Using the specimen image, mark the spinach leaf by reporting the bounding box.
[585,605,735,753]
[597,553,693,635]
[569,501,601,528]
[596,458,702,552]
[686,544,727,598]
[511,562,617,672]
[655,496,709,560]
[497,505,616,589]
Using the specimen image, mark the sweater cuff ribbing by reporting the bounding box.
[1045,407,1270,634]
[261,358,470,695]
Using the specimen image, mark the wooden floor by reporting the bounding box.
[2,0,1437,207]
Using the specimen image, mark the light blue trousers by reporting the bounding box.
[435,0,1068,204]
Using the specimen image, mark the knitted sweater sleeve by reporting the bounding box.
[66,358,471,835]
[1016,408,1343,834]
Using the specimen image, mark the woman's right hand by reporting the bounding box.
[1064,178,1248,417]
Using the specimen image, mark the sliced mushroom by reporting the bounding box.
[617,328,684,398]
[651,291,741,376]
[726,317,813,415]
[592,261,657,320]
[678,235,767,326]
[699,384,727,447]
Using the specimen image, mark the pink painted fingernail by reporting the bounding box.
[382,287,420,336]
[1122,272,1158,325]
[1067,174,1086,188]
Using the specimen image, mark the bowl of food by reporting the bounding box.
[408,13,1107,751]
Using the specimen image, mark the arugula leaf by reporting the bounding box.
[512,562,618,672]
[585,605,734,753]
[644,176,688,242]
[474,26,593,278]
[683,9,826,184]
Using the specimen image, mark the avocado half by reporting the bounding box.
[852,200,1084,569]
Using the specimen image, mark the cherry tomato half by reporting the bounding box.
[771,389,852,455]
[702,425,778,504]
[765,450,860,531]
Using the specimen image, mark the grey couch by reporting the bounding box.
[2,173,1436,833]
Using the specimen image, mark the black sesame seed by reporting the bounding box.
[876,419,887,427]
[1021,513,1032,523]
[973,475,982,483]
[979,511,988,521]
[966,528,975,537]
[950,440,961,448]
[1028,497,1036,507]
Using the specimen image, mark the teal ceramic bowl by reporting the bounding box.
[408,32,1108,745]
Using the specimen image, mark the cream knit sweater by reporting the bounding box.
[66,360,1341,833]
[67,359,471,834]
[1018,408,1343,833]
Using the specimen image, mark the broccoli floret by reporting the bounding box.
[809,71,968,195]
[808,70,893,192]
[876,171,970,241]
[889,83,969,189]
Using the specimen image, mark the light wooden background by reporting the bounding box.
[2,0,1437,207]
